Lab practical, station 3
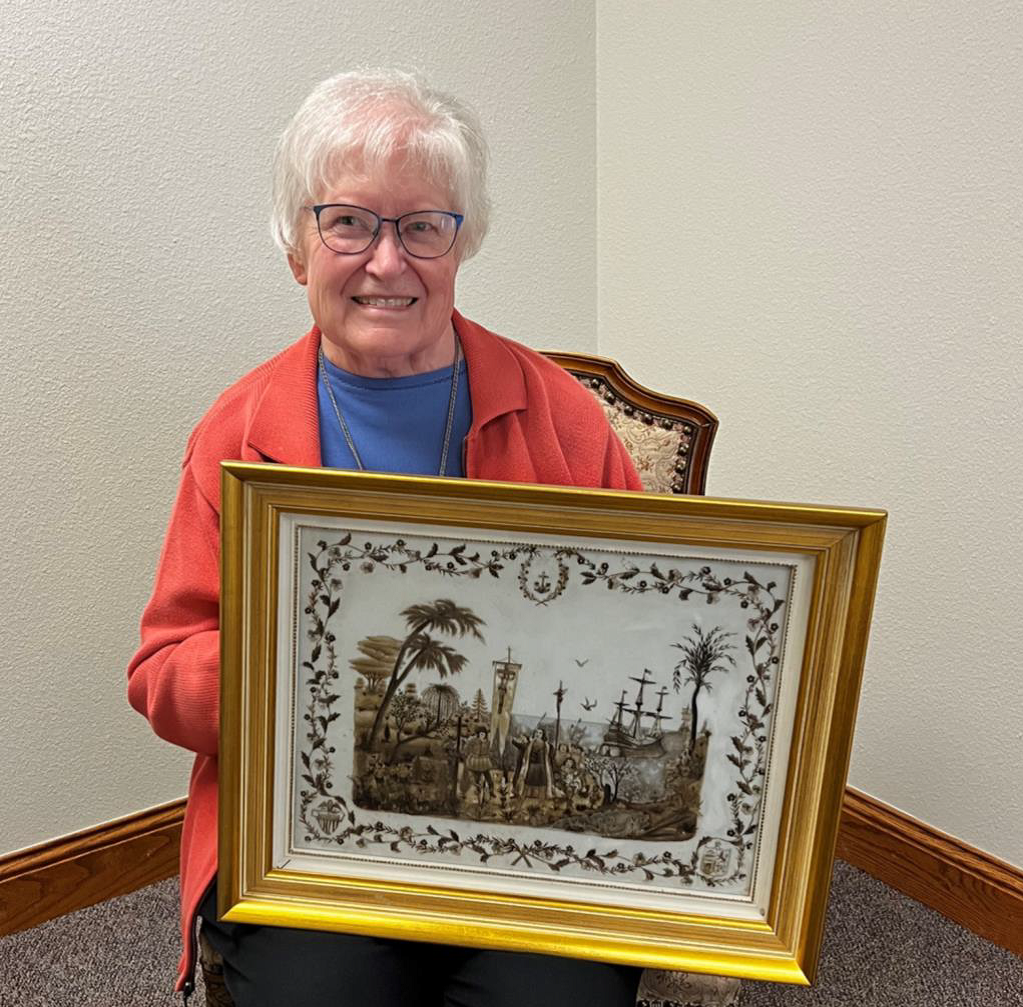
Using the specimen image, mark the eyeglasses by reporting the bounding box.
[309,204,464,259]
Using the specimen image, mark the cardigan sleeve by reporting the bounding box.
[602,425,644,492]
[127,460,221,757]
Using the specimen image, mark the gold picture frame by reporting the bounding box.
[219,462,885,985]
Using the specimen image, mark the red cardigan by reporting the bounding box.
[127,311,642,991]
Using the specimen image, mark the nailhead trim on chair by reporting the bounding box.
[580,374,696,495]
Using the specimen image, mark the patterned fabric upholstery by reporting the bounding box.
[575,374,700,494]
[636,969,742,1007]
[198,355,732,1007]
[198,930,233,1005]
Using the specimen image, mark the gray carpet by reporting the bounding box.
[1,861,1020,1006]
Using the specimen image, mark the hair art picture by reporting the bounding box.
[219,464,885,984]
[291,522,794,898]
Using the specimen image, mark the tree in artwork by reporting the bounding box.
[387,690,423,743]
[470,688,489,722]
[349,636,401,694]
[365,599,485,752]
[672,625,736,753]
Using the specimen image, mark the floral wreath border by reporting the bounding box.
[293,532,787,890]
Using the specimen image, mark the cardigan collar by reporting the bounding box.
[244,310,527,466]
[454,309,528,427]
[244,330,321,467]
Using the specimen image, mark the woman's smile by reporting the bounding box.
[351,295,418,308]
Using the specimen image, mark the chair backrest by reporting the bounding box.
[543,351,718,495]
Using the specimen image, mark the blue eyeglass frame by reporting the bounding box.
[308,203,465,259]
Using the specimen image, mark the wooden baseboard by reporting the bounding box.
[836,787,1023,957]
[0,798,185,937]
[2,789,1021,959]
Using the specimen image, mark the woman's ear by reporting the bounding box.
[287,251,309,286]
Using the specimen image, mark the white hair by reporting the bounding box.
[271,68,491,260]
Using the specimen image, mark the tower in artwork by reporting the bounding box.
[489,647,521,760]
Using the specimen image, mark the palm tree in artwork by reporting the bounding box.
[672,625,736,754]
[366,599,485,752]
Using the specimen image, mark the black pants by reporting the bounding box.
[199,883,640,1007]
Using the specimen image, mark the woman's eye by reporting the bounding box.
[406,220,435,233]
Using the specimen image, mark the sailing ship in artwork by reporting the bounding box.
[599,668,700,760]
[349,633,711,842]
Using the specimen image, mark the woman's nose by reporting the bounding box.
[365,223,407,275]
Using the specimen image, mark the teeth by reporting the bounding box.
[354,297,415,307]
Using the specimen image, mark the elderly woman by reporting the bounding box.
[128,69,642,1007]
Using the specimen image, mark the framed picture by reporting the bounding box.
[219,463,885,985]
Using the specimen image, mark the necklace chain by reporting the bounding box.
[317,335,463,476]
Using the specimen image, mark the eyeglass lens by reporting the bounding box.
[316,205,459,258]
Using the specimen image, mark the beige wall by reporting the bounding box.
[597,2,1021,865]
[4,1,1019,874]
[0,0,595,855]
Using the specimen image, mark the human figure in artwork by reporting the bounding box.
[559,756,584,812]
[461,726,494,800]
[513,727,557,803]
[493,681,511,744]
[489,721,519,785]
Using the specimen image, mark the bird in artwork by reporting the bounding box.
[581,697,596,711]
[574,658,589,667]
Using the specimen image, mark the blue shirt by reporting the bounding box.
[316,353,472,477]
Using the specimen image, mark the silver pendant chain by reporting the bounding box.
[317,334,463,475]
